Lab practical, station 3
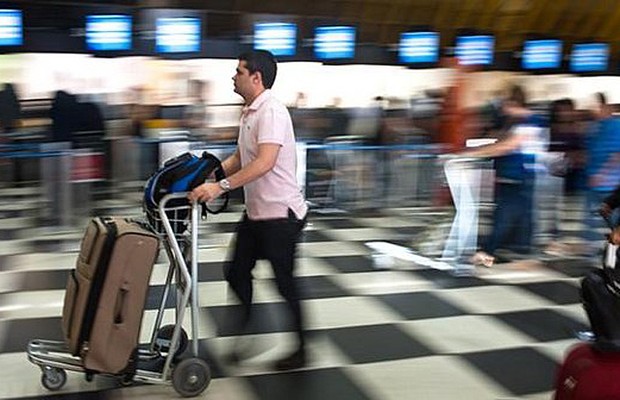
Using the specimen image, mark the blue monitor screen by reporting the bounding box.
[86,15,132,51]
[314,26,356,60]
[455,35,494,65]
[254,22,297,57]
[0,9,22,46]
[399,32,439,64]
[570,43,608,72]
[156,17,201,53]
[522,39,563,69]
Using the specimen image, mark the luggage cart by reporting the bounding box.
[27,192,211,398]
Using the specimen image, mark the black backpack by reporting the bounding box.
[581,239,620,351]
[144,151,228,235]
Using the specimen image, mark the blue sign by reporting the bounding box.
[570,43,608,72]
[254,22,297,57]
[314,26,356,60]
[455,35,494,65]
[156,17,201,53]
[399,32,439,64]
[522,39,563,69]
[86,15,132,51]
[0,9,22,46]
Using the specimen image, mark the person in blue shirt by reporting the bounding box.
[582,93,620,256]
[460,85,546,267]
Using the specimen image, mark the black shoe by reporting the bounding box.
[273,348,307,371]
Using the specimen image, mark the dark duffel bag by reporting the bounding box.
[581,268,620,351]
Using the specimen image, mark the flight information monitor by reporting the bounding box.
[399,32,440,64]
[86,15,132,51]
[314,26,356,60]
[455,35,494,65]
[522,39,563,70]
[570,43,608,73]
[254,22,297,56]
[0,9,22,46]
[156,17,201,53]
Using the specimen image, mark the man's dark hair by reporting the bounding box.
[238,50,277,89]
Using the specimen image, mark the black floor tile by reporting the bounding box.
[322,255,376,273]
[544,259,597,278]
[514,281,580,305]
[144,284,177,310]
[204,221,239,233]
[319,219,365,229]
[493,309,588,342]
[376,292,467,320]
[301,230,334,243]
[409,268,491,289]
[0,270,70,293]
[393,226,426,237]
[245,368,372,400]
[0,229,21,240]
[204,302,292,337]
[460,347,557,396]
[0,317,63,353]
[321,324,433,364]
[197,262,225,282]
[296,275,351,300]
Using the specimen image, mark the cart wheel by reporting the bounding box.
[172,358,211,398]
[155,324,188,358]
[41,367,67,391]
[119,374,134,387]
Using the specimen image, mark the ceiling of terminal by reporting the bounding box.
[17,0,620,55]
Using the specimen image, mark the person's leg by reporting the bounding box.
[260,211,306,369]
[224,215,259,329]
[482,183,514,256]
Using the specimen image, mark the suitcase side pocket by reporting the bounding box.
[61,270,79,341]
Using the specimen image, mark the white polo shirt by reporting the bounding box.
[238,89,307,220]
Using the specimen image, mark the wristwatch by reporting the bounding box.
[218,178,231,192]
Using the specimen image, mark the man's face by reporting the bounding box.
[232,60,255,98]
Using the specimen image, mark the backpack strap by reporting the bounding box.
[200,151,229,218]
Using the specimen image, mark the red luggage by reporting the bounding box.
[554,342,620,400]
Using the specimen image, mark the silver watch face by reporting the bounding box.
[219,179,230,191]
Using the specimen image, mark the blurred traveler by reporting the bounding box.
[460,85,544,267]
[184,79,210,139]
[0,83,21,135]
[189,50,308,370]
[582,92,620,256]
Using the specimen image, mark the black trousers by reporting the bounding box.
[224,209,307,347]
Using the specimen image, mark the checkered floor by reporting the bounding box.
[0,185,602,400]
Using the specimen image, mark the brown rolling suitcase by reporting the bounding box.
[61,217,159,374]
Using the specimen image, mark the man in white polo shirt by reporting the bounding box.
[189,50,308,370]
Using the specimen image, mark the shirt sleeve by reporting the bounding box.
[256,104,289,146]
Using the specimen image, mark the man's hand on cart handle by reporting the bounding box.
[189,182,223,203]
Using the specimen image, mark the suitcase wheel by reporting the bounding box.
[172,358,211,398]
[41,367,67,391]
[155,324,189,358]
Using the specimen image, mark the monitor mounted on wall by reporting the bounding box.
[254,22,297,57]
[0,9,22,46]
[314,25,356,60]
[86,15,132,51]
[399,31,440,64]
[155,16,201,53]
[570,43,608,73]
[455,34,495,65]
[522,39,563,70]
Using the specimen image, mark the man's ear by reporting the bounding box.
[252,71,263,87]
